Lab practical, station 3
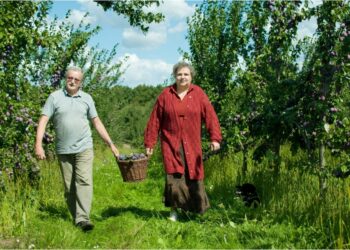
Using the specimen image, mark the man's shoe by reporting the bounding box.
[76,221,94,231]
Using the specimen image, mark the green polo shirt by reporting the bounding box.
[42,89,98,154]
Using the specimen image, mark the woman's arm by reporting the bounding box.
[144,99,162,155]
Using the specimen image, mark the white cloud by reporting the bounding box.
[122,24,167,49]
[308,0,323,8]
[143,0,195,21]
[120,0,195,49]
[297,16,317,40]
[118,53,173,87]
[168,21,187,33]
[76,0,131,29]
[72,0,195,50]
[76,0,195,31]
[158,0,196,21]
[67,9,97,26]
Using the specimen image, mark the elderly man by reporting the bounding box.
[35,66,119,231]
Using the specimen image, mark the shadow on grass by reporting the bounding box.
[100,206,167,220]
[38,202,70,220]
[99,206,200,223]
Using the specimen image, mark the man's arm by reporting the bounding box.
[91,116,119,157]
[35,115,49,160]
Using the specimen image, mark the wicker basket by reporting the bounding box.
[116,157,148,182]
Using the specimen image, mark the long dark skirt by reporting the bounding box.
[163,145,210,214]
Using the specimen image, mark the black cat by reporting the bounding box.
[236,183,260,208]
[332,168,350,179]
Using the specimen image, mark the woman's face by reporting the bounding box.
[175,67,192,89]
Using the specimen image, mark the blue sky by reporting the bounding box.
[49,0,319,88]
[49,0,200,87]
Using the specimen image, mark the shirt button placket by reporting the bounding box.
[184,143,189,163]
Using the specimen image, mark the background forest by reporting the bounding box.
[1,0,350,248]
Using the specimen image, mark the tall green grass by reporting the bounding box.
[205,144,350,248]
[0,144,349,248]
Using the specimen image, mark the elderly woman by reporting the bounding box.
[144,61,222,221]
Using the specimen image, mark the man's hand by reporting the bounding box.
[110,144,119,158]
[210,141,220,151]
[35,115,49,160]
[35,145,46,160]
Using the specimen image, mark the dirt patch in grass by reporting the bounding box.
[0,238,19,248]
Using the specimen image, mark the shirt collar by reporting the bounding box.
[170,83,194,94]
[63,88,82,97]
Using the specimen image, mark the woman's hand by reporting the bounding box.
[210,141,220,151]
[146,148,153,156]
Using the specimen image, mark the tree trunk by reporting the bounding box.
[319,141,327,198]
[272,137,281,175]
[242,148,248,176]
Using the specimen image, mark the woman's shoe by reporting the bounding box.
[168,210,178,222]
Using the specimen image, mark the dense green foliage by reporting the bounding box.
[0,1,95,179]
[0,1,162,180]
[185,0,244,110]
[91,85,163,148]
[1,2,55,180]
[186,0,350,183]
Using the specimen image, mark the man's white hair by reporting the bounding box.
[65,66,84,78]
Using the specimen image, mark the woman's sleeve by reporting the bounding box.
[144,98,162,148]
[201,92,222,143]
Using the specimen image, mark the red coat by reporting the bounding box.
[144,84,222,180]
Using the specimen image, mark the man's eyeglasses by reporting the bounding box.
[66,76,82,83]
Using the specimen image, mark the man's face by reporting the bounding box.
[175,67,192,89]
[65,70,83,95]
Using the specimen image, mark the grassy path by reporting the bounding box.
[1,145,347,248]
